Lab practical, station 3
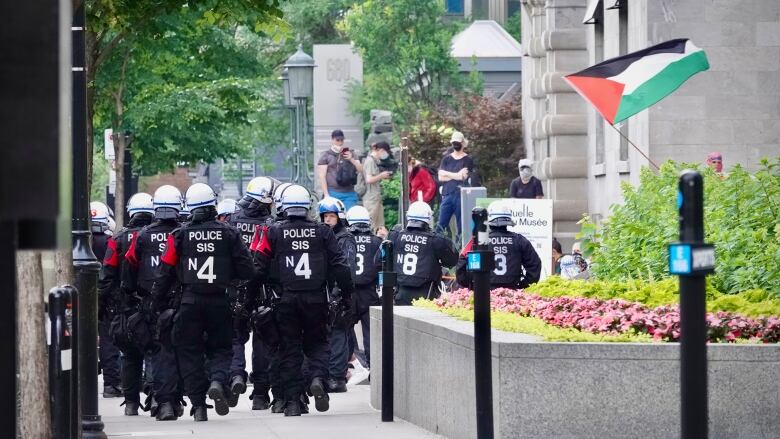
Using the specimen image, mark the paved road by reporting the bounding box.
[100,383,443,438]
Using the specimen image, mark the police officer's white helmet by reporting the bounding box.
[152,185,182,219]
[406,201,433,228]
[126,192,154,216]
[217,198,237,216]
[346,206,370,225]
[245,177,274,204]
[279,184,311,216]
[273,182,293,214]
[90,201,111,224]
[487,200,514,227]
[185,183,217,212]
[318,196,346,220]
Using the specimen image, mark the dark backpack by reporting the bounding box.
[336,157,358,187]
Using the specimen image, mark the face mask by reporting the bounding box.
[520,168,532,182]
[378,151,389,160]
[452,142,463,152]
[331,144,343,153]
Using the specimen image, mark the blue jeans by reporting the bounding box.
[436,192,462,236]
[329,190,359,211]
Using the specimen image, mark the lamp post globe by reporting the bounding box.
[284,45,315,100]
[279,67,293,108]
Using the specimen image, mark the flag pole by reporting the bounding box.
[609,123,660,170]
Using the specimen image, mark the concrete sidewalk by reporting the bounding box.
[100,385,443,438]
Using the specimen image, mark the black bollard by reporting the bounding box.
[68,285,80,439]
[466,207,494,439]
[379,240,396,422]
[49,287,73,439]
[669,170,714,439]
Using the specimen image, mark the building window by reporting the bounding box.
[446,0,464,14]
[618,0,629,162]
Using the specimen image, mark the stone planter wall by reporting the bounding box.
[370,306,780,439]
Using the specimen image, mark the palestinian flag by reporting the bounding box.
[564,39,709,125]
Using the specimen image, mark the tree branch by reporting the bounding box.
[94,29,128,71]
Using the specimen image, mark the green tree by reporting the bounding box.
[85,0,284,224]
[339,0,467,125]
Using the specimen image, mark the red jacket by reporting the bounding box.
[409,166,437,203]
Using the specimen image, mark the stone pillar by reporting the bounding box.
[522,0,589,251]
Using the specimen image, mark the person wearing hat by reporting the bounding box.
[510,158,544,199]
[316,129,364,210]
[705,152,724,175]
[436,131,476,238]
[362,141,394,228]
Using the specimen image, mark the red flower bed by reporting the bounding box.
[434,288,780,343]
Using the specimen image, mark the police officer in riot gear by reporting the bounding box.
[346,205,382,368]
[318,197,356,394]
[252,184,354,416]
[124,185,187,420]
[151,183,256,421]
[456,200,542,289]
[273,182,292,219]
[91,200,123,398]
[98,193,155,412]
[227,176,276,410]
[381,201,458,305]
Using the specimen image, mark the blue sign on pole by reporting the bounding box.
[669,244,692,275]
[467,252,482,271]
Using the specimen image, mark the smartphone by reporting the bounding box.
[341,147,349,153]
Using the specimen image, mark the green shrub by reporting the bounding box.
[526,277,780,318]
[580,158,780,296]
[414,299,653,342]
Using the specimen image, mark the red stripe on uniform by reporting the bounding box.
[160,234,179,266]
[251,225,272,256]
[460,237,474,257]
[124,233,139,267]
[104,237,120,267]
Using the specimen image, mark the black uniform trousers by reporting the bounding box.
[99,320,122,388]
[396,281,437,306]
[173,295,232,407]
[354,284,380,367]
[230,317,273,397]
[121,344,146,404]
[275,291,329,401]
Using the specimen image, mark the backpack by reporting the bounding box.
[336,156,358,187]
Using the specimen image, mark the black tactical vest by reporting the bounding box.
[488,230,525,286]
[230,210,271,247]
[273,220,327,292]
[137,222,177,291]
[177,221,233,288]
[353,232,381,286]
[393,229,439,287]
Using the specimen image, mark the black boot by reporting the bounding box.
[191,405,208,422]
[156,402,177,421]
[103,385,122,398]
[283,399,301,417]
[207,381,230,416]
[228,375,246,407]
[271,398,286,413]
[252,393,270,410]
[174,398,185,418]
[299,394,309,414]
[123,401,140,416]
[310,377,330,412]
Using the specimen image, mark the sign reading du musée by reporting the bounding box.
[477,198,554,279]
[313,45,364,162]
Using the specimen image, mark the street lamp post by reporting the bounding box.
[280,68,298,183]
[284,45,315,188]
[72,4,107,439]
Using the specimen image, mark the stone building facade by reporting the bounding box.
[521,0,780,249]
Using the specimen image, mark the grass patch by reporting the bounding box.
[414,299,654,343]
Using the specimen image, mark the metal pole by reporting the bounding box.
[468,207,494,439]
[0,221,17,438]
[398,136,410,227]
[69,286,80,439]
[380,240,396,422]
[49,287,73,439]
[679,171,708,439]
[288,107,296,183]
[72,4,107,438]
